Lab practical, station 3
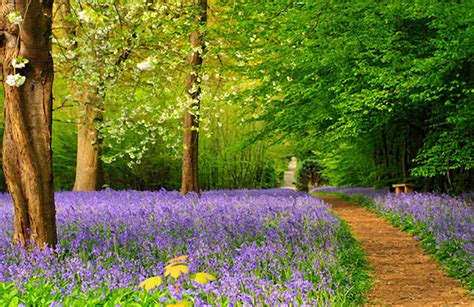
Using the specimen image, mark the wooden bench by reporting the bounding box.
[392,183,413,194]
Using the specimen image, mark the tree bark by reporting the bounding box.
[53,0,104,191]
[402,138,409,181]
[381,127,390,173]
[0,0,57,248]
[180,0,207,196]
[73,102,104,191]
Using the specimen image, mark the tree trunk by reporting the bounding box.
[73,102,104,191]
[52,0,103,191]
[0,0,57,248]
[180,0,207,196]
[382,127,390,173]
[56,0,76,40]
[402,138,409,181]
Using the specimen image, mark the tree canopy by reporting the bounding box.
[0,0,472,195]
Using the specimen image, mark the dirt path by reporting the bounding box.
[282,157,297,190]
[318,195,472,306]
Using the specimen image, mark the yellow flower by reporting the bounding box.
[192,272,216,285]
[167,255,188,264]
[139,276,162,291]
[164,263,189,279]
[166,300,191,307]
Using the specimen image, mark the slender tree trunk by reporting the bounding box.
[382,128,390,173]
[73,102,104,191]
[56,0,76,40]
[0,0,57,248]
[180,0,207,196]
[402,138,409,181]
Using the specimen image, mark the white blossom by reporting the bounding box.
[7,11,22,25]
[6,74,26,87]
[137,58,154,71]
[78,10,92,22]
[12,56,29,69]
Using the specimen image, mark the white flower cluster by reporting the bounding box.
[6,74,26,87]
[7,11,22,25]
[6,57,29,87]
[78,10,92,23]
[136,57,156,71]
[12,56,29,69]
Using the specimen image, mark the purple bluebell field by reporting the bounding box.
[0,189,368,305]
[371,193,474,286]
[313,187,474,289]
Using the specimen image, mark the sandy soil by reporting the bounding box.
[318,195,473,306]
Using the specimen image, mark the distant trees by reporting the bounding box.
[3,0,469,206]
[52,0,287,196]
[0,0,57,248]
[55,0,133,191]
[241,1,473,193]
[54,0,161,191]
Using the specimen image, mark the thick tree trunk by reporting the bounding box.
[73,103,104,191]
[180,0,207,196]
[53,0,103,191]
[0,0,57,248]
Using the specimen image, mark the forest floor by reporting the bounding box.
[318,194,473,305]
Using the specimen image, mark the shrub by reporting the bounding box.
[296,159,323,191]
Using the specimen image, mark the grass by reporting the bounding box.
[332,220,372,305]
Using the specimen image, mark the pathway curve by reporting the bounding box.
[282,157,297,190]
[318,195,472,305]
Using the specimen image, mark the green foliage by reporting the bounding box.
[0,279,176,306]
[44,102,281,191]
[412,98,474,177]
[237,0,474,192]
[1,0,471,193]
[320,142,379,188]
[0,282,19,307]
[334,221,372,304]
[199,107,285,190]
[52,123,77,190]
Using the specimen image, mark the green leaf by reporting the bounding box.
[8,296,19,307]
